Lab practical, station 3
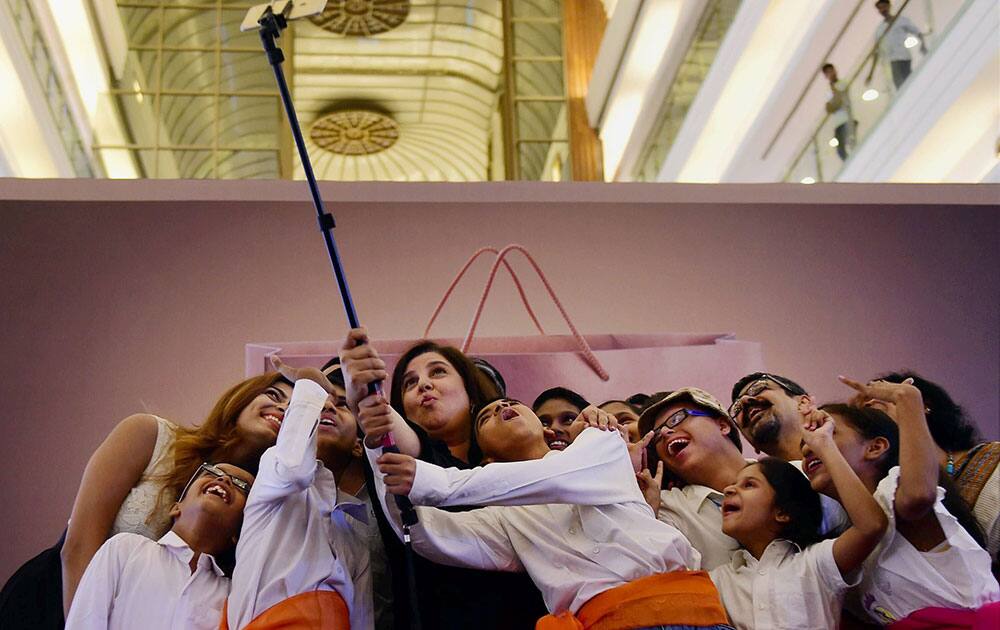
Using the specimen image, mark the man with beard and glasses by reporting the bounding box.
[729,373,814,461]
[730,373,849,535]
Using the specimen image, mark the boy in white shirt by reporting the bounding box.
[65,462,254,630]
[366,397,732,630]
[636,387,746,570]
[225,365,371,630]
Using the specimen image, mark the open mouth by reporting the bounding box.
[804,457,823,475]
[720,501,740,518]
[666,437,690,458]
[500,407,519,421]
[203,482,231,504]
[547,439,569,450]
[319,413,338,429]
[263,413,282,432]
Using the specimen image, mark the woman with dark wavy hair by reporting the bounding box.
[0,372,291,629]
[340,328,546,630]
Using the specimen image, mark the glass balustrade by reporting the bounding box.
[785,0,972,184]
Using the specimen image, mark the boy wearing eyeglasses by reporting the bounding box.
[64,462,254,629]
[636,388,748,570]
[223,364,372,630]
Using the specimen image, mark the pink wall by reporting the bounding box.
[1,179,997,581]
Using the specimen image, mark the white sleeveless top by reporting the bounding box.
[109,416,177,540]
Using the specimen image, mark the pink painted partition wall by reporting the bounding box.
[0,179,997,581]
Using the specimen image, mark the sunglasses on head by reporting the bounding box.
[179,462,251,501]
[728,375,798,423]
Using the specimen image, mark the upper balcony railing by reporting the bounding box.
[633,0,742,182]
[783,0,973,184]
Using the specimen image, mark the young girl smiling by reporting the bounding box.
[709,416,887,630]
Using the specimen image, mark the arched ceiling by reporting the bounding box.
[294,0,503,180]
[112,0,568,181]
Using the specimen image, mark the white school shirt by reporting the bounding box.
[657,484,739,570]
[65,531,229,630]
[854,466,1000,625]
[367,427,701,614]
[709,538,857,630]
[227,379,372,630]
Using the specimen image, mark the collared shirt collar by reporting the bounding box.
[731,538,801,570]
[157,530,226,576]
[682,483,724,507]
[314,461,370,524]
[334,486,370,524]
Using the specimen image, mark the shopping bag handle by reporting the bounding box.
[424,246,546,338]
[462,244,609,381]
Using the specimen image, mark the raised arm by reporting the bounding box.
[340,327,420,455]
[249,378,328,503]
[802,421,887,577]
[371,426,647,510]
[366,444,520,572]
[841,376,938,522]
[61,413,159,615]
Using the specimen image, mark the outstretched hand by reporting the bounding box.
[839,375,920,405]
[270,355,336,395]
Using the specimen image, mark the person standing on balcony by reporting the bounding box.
[866,0,927,90]
[822,63,854,161]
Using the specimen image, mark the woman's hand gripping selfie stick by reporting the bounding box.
[246,3,418,530]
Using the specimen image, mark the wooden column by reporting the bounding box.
[562,0,607,181]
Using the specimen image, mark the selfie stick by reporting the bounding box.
[244,3,419,525]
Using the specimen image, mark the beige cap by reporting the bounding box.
[638,387,729,436]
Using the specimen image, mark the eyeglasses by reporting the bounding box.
[179,463,251,501]
[728,375,794,423]
[475,398,522,426]
[652,408,714,434]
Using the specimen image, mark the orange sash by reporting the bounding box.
[219,590,350,630]
[535,571,728,630]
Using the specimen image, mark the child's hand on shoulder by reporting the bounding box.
[576,405,619,432]
[377,452,417,496]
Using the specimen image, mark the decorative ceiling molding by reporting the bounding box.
[311,109,400,155]
[309,0,411,37]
